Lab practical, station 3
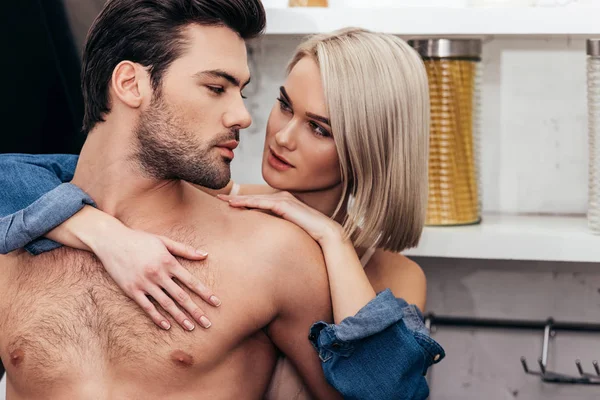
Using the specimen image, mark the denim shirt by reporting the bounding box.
[0,153,445,399]
[310,290,444,399]
[0,153,92,255]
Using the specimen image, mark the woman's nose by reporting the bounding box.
[274,120,297,151]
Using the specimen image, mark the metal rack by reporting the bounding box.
[425,314,600,385]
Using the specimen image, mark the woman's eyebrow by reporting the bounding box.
[305,112,330,126]
[279,86,293,105]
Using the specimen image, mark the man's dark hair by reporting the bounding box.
[81,0,266,134]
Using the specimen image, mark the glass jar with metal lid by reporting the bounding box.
[408,39,482,226]
[587,39,600,234]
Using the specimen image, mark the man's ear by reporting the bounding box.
[110,61,150,109]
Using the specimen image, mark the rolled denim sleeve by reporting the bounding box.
[309,289,445,400]
[0,153,94,255]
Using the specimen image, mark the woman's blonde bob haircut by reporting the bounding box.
[288,28,430,253]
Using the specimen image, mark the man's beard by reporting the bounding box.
[133,94,238,189]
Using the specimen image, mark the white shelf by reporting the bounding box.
[265,7,600,36]
[403,214,600,263]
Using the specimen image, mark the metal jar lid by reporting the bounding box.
[588,39,600,57]
[408,39,482,60]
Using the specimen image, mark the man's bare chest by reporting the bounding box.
[0,249,276,384]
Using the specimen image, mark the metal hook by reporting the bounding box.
[575,360,600,381]
[520,320,555,377]
[519,319,600,384]
[520,356,544,377]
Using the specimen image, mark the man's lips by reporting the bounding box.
[216,140,238,160]
[217,140,239,150]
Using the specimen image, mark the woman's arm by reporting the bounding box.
[308,292,444,400]
[0,153,220,331]
[54,205,219,331]
[219,191,375,323]
[307,247,439,399]
[0,153,87,254]
[220,191,445,400]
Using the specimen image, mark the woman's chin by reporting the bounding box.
[262,168,293,191]
[262,173,285,191]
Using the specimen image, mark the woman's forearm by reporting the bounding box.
[44,205,99,252]
[46,205,123,253]
[318,233,377,324]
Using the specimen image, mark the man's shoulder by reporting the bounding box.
[238,210,323,263]
[182,186,325,271]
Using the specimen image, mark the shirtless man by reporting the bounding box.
[0,1,341,398]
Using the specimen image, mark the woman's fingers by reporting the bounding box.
[156,236,220,308]
[162,277,212,329]
[171,264,221,307]
[134,292,172,330]
[218,192,338,243]
[158,235,208,260]
[148,287,196,331]
[219,195,283,214]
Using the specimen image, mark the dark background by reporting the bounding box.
[0,0,90,380]
[0,0,85,156]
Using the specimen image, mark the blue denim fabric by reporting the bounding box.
[0,153,91,255]
[309,289,445,400]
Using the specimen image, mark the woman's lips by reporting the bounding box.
[268,148,293,171]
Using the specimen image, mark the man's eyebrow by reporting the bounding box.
[196,69,251,88]
[279,86,292,106]
[306,112,330,126]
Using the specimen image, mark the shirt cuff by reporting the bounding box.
[308,289,445,366]
[9,183,96,255]
[24,238,64,255]
[334,289,410,342]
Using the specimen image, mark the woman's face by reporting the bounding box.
[261,56,341,193]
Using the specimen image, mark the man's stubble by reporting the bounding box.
[134,93,239,190]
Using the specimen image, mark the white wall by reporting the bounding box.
[240,35,591,215]
[421,258,600,400]
[237,35,599,399]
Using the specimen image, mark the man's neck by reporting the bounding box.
[71,123,187,221]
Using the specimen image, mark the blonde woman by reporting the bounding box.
[0,28,444,399]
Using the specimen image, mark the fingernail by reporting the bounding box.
[210,296,221,306]
[200,316,212,328]
[183,320,195,331]
[160,321,171,330]
[196,249,208,257]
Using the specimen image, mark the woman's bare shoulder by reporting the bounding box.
[368,249,427,310]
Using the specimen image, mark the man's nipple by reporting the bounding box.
[170,350,194,368]
[10,348,25,367]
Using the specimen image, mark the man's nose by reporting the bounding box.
[223,97,252,130]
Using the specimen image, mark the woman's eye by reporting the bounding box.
[208,86,225,95]
[277,97,292,113]
[309,121,331,138]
